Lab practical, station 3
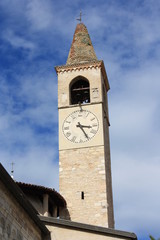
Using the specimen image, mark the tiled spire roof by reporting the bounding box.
[66,23,98,65]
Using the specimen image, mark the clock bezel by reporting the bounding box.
[62,109,99,143]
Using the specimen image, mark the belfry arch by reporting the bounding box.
[70,76,90,105]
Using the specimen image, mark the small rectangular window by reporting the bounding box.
[81,191,84,200]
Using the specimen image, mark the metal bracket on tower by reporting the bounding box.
[78,101,83,111]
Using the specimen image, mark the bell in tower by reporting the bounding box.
[70,77,90,105]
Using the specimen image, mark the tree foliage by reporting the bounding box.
[149,235,160,240]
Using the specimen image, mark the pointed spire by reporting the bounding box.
[66,23,98,65]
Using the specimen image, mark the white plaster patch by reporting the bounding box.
[61,93,67,103]
[95,213,100,218]
[99,170,105,174]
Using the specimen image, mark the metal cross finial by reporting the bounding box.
[76,11,83,22]
[11,162,15,179]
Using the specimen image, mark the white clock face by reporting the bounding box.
[62,110,99,143]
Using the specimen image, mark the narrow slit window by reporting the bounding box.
[81,191,84,200]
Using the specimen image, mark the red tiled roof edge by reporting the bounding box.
[16,181,66,207]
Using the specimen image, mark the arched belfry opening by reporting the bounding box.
[70,77,90,105]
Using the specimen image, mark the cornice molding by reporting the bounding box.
[55,60,102,73]
[55,60,110,91]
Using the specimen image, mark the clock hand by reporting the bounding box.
[76,122,92,128]
[79,124,92,128]
[76,122,82,128]
[76,122,89,139]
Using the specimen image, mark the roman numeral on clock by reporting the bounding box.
[64,126,69,130]
[90,117,95,121]
[66,121,71,124]
[85,111,90,117]
[66,132,71,137]
[71,136,77,142]
[90,129,97,134]
[71,114,76,120]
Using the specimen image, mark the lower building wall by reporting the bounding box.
[39,217,137,240]
[46,224,133,240]
[0,181,42,240]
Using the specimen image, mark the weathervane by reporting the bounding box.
[76,11,84,22]
[11,162,15,179]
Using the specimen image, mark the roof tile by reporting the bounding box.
[66,23,98,65]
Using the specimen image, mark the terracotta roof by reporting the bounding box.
[66,23,98,65]
[17,182,66,207]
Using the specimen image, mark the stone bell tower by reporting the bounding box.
[55,23,114,228]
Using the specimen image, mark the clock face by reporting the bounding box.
[62,110,99,143]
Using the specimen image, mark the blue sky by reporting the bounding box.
[0,1,160,239]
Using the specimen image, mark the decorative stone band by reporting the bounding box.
[55,60,110,91]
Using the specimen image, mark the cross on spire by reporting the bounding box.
[76,11,84,22]
[11,162,15,179]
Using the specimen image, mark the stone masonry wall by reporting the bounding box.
[0,181,42,240]
[57,67,103,108]
[59,145,109,227]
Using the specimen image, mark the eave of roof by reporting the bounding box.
[17,181,66,207]
[0,163,50,237]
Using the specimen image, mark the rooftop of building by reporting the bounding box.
[17,181,66,207]
[66,23,98,65]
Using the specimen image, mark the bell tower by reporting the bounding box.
[55,23,114,228]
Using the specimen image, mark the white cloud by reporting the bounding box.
[112,153,160,235]
[26,0,54,31]
[0,65,59,190]
[0,147,59,190]
[3,29,35,50]
[109,59,160,238]
[0,1,160,239]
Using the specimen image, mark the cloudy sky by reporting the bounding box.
[0,0,160,239]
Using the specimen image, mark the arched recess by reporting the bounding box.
[70,76,90,105]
